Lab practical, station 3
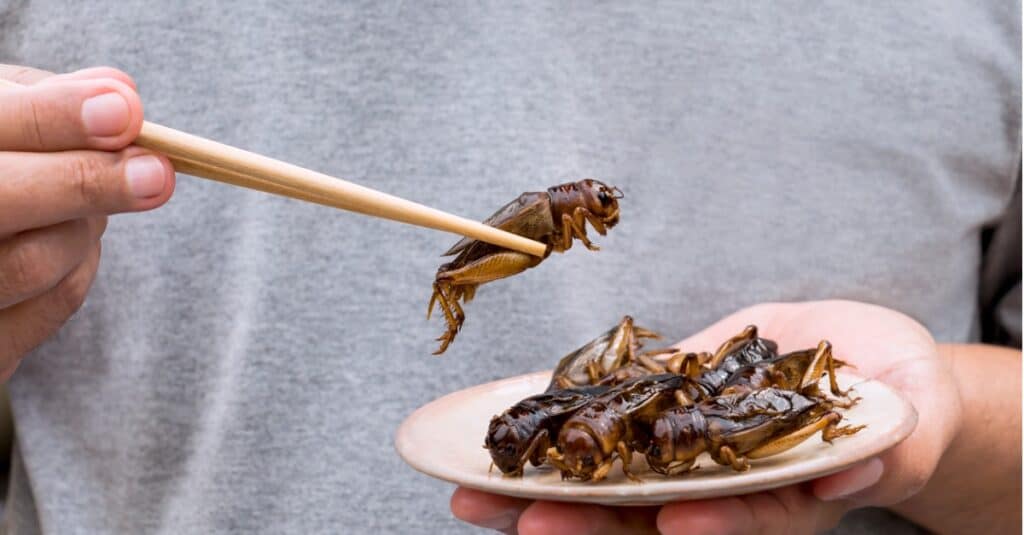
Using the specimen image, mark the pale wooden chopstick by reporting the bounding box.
[0,79,548,257]
[168,156,332,206]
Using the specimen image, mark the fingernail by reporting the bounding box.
[475,512,516,531]
[819,458,884,501]
[125,155,167,199]
[81,92,130,137]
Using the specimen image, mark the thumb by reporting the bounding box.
[812,457,886,503]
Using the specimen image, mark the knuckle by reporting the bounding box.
[65,154,113,206]
[15,96,48,150]
[0,242,50,298]
[52,267,90,317]
[4,65,44,84]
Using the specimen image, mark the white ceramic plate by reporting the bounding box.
[395,371,917,506]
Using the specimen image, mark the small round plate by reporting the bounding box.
[395,371,917,506]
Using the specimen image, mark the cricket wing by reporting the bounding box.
[442,192,552,256]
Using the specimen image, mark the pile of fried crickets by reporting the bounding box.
[484,317,865,482]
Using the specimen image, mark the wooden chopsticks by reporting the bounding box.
[0,79,548,257]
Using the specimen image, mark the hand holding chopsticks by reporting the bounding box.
[0,78,547,257]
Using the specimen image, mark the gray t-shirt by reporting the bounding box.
[1,2,1019,534]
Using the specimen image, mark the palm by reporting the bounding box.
[683,301,941,380]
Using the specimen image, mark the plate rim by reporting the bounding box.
[395,370,918,505]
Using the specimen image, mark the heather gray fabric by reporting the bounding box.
[1,2,1019,534]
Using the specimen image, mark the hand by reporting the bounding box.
[0,65,175,381]
[451,300,961,534]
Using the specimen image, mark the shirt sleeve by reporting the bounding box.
[979,162,1022,348]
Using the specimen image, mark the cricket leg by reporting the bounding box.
[511,430,549,477]
[558,217,576,251]
[822,419,866,442]
[579,207,609,236]
[745,412,863,460]
[447,286,467,328]
[431,252,541,354]
[638,353,667,373]
[427,281,456,326]
[572,206,603,245]
[799,340,854,398]
[716,445,750,472]
[617,441,641,482]
[709,325,758,368]
[675,389,695,407]
[429,281,462,355]
[667,352,703,378]
[561,212,597,251]
[664,459,697,476]
[590,458,616,482]
[639,347,679,371]
[545,447,573,478]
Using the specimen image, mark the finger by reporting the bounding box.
[0,76,143,151]
[40,67,138,90]
[517,501,659,535]
[658,497,751,535]
[813,457,886,503]
[0,64,53,85]
[0,216,106,308]
[0,241,100,380]
[0,147,175,235]
[450,487,532,532]
[658,487,847,535]
[0,64,137,91]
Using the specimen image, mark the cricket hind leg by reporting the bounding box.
[666,351,705,378]
[428,281,465,325]
[709,325,758,369]
[429,281,466,355]
[822,419,866,442]
[637,354,666,373]
[800,341,859,401]
[745,412,865,460]
[429,252,540,354]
